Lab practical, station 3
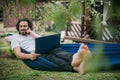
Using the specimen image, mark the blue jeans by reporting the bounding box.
[41,48,74,71]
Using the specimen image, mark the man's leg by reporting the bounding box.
[52,48,73,62]
[41,48,73,71]
[71,43,92,75]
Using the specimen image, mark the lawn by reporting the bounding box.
[0,58,120,80]
[0,33,120,80]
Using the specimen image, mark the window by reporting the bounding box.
[91,1,103,20]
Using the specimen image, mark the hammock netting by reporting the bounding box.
[23,43,120,72]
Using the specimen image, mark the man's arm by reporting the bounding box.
[13,47,40,60]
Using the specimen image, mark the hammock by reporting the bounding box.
[23,43,120,72]
[5,34,120,72]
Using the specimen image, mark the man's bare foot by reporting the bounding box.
[79,54,92,75]
[71,43,91,67]
[73,53,92,75]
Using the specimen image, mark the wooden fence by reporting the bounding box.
[65,21,117,43]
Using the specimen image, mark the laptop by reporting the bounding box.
[35,34,60,54]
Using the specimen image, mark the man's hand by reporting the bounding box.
[27,29,39,38]
[30,51,41,60]
[26,28,33,35]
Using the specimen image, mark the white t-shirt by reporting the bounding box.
[5,34,37,52]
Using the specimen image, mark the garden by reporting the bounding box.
[0,0,120,80]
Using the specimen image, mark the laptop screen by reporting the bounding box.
[35,34,60,54]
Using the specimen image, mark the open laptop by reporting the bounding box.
[35,34,60,54]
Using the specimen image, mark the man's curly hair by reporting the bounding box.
[16,18,33,31]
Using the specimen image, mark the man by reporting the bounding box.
[6,18,91,75]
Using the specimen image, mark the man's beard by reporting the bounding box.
[19,30,28,36]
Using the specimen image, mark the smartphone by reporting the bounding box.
[27,28,31,35]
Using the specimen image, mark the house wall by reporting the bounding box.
[3,4,34,28]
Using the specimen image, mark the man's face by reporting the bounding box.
[19,21,29,35]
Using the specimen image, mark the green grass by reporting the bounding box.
[0,58,120,80]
